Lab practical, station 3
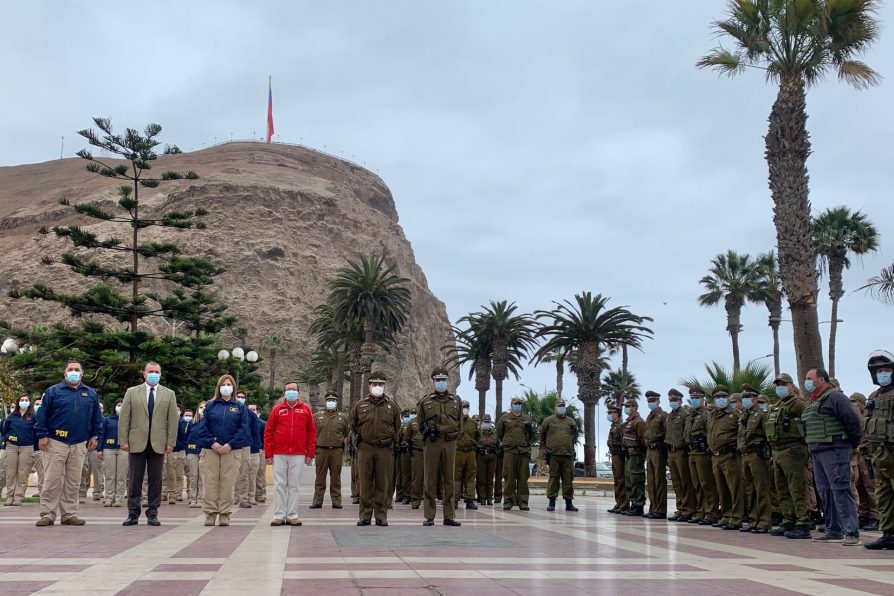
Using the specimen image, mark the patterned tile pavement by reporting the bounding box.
[1,471,892,595]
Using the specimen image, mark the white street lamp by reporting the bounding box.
[1,338,19,355]
[232,347,245,361]
[217,349,230,361]
[245,350,259,363]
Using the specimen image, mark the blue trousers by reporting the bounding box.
[811,445,859,536]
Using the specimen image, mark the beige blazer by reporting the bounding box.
[118,383,179,454]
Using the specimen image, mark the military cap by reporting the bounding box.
[368,371,387,383]
[689,387,705,396]
[712,385,729,397]
[624,397,638,407]
[472,414,480,420]
[555,398,566,407]
[774,373,794,385]
[850,392,867,403]
[324,390,339,399]
[461,400,470,408]
[756,394,769,402]
[481,414,493,422]
[645,390,660,399]
[740,384,758,397]
[511,396,523,404]
[606,403,621,413]
[430,366,449,379]
[668,388,684,399]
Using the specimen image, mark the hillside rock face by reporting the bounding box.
[0,142,455,406]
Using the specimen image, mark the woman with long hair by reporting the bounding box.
[1,395,38,506]
[191,376,251,526]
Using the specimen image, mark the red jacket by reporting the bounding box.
[264,399,317,458]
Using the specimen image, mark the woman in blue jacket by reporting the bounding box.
[2,395,38,506]
[97,400,127,507]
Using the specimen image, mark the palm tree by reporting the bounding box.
[600,369,641,408]
[519,389,584,477]
[680,360,774,399]
[446,315,493,419]
[860,262,894,305]
[755,251,785,378]
[537,348,569,399]
[698,250,764,372]
[259,335,284,390]
[812,207,879,376]
[309,302,357,409]
[472,301,537,420]
[698,1,880,385]
[532,292,653,476]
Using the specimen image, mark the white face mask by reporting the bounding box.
[219,385,234,397]
[19,400,30,410]
[370,386,385,398]
[115,406,122,415]
[462,408,470,417]
[325,400,337,410]
[183,415,193,422]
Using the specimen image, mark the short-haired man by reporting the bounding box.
[265,383,316,526]
[34,362,103,526]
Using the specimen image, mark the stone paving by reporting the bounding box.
[1,470,892,595]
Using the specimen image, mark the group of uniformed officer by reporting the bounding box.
[606,350,894,550]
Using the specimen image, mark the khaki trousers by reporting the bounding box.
[200,448,242,516]
[410,449,424,505]
[101,449,128,504]
[79,449,103,499]
[165,451,186,500]
[476,452,497,501]
[502,450,531,507]
[646,447,667,515]
[312,448,343,506]
[743,452,772,530]
[235,447,253,504]
[611,453,628,509]
[39,439,87,522]
[5,444,34,504]
[255,450,267,501]
[688,452,718,521]
[31,451,45,493]
[423,439,457,520]
[357,443,393,522]
[712,452,744,525]
[667,449,696,517]
[186,453,202,502]
[454,450,477,501]
[0,449,6,496]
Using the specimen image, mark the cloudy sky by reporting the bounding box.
[3,1,893,456]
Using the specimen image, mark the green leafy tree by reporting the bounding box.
[680,360,774,399]
[259,335,285,390]
[698,0,881,385]
[698,250,764,372]
[532,292,653,476]
[537,348,569,400]
[812,206,879,376]
[600,369,641,408]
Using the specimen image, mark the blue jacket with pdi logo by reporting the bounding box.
[253,418,267,453]
[185,422,202,455]
[1,412,38,449]
[97,415,120,451]
[35,381,103,445]
[191,397,251,450]
[173,419,192,452]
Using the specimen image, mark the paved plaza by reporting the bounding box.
[1,471,892,596]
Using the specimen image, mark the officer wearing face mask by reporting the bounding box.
[863,350,894,550]
[620,398,647,516]
[665,389,696,523]
[311,391,348,509]
[396,410,413,505]
[417,367,463,526]
[738,386,772,533]
[848,392,880,533]
[405,409,424,509]
[497,396,534,512]
[540,398,579,512]
[454,400,480,510]
[684,388,718,525]
[606,404,628,514]
[707,386,744,530]
[643,391,668,519]
[476,414,499,506]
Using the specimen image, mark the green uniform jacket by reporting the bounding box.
[416,392,462,439]
[739,408,768,452]
[457,417,480,450]
[707,407,740,454]
[608,420,625,455]
[684,407,710,451]
[406,418,424,450]
[477,428,499,451]
[496,413,533,454]
[664,407,688,449]
[622,414,646,451]
[349,394,401,445]
[644,408,667,447]
[314,410,348,448]
[540,414,577,457]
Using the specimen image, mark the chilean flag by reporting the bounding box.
[266,76,275,143]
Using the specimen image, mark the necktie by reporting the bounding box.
[148,386,155,425]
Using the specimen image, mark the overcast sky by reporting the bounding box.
[3,1,893,458]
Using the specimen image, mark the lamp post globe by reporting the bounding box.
[217,349,230,361]
[232,347,245,361]
[246,350,259,363]
[1,338,19,355]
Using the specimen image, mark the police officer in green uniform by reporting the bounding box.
[765,373,811,539]
[405,410,424,509]
[622,398,647,516]
[349,371,401,527]
[684,388,717,525]
[606,403,628,513]
[454,400,479,510]
[497,396,533,511]
[540,398,579,512]
[476,414,499,506]
[707,386,744,530]
[417,367,463,526]
[738,386,772,533]
[864,350,894,550]
[665,389,696,522]
[643,391,668,519]
[397,410,412,505]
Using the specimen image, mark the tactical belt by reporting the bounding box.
[362,439,394,448]
[647,442,664,450]
[713,443,737,456]
[478,448,497,455]
[457,447,475,452]
[667,445,687,452]
[316,445,343,450]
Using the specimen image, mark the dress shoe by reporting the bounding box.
[287,518,303,526]
[422,518,435,526]
[711,521,724,528]
[309,504,322,509]
[739,525,754,532]
[375,519,388,527]
[123,515,139,526]
[444,518,461,526]
[35,517,54,527]
[61,516,86,526]
[607,507,619,514]
[519,505,530,511]
[401,497,410,505]
[147,516,161,526]
[687,517,702,524]
[624,506,644,516]
[466,500,478,510]
[649,513,666,519]
[503,504,513,511]
[239,502,252,508]
[271,518,285,526]
[486,499,493,506]
[357,519,371,526]
[786,525,812,539]
[667,514,681,521]
[676,515,691,523]
[351,498,360,504]
[411,504,420,509]
[864,531,894,550]
[698,519,714,526]
[333,504,343,509]
[189,502,201,508]
[863,519,880,532]
[722,523,739,530]
[751,528,769,534]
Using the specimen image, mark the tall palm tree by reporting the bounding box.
[860,262,894,305]
[812,206,879,376]
[600,369,641,408]
[698,0,880,385]
[309,302,357,409]
[446,314,493,419]
[537,348,569,399]
[532,292,653,476]
[755,251,785,378]
[473,301,537,420]
[698,250,764,372]
[259,335,284,390]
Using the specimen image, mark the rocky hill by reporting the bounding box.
[0,142,455,406]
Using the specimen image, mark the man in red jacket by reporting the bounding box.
[264,382,316,526]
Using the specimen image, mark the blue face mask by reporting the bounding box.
[146,372,161,386]
[284,390,299,402]
[557,406,567,415]
[647,402,658,411]
[623,407,631,417]
[325,400,337,410]
[606,413,614,422]
[714,397,728,409]
[758,403,769,412]
[775,385,789,398]
[434,380,448,393]
[690,398,702,408]
[511,403,522,413]
[804,379,815,393]
[669,401,681,411]
[66,371,82,384]
[482,422,494,430]
[877,371,893,386]
[741,398,753,410]
[402,417,410,424]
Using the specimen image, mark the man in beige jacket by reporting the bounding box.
[119,362,178,526]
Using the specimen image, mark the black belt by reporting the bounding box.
[457,447,475,452]
[316,446,343,450]
[667,445,686,452]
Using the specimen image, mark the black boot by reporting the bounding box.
[786,525,811,539]
[769,524,792,537]
[864,531,894,550]
[565,499,578,512]
[547,498,556,512]
[624,505,644,516]
[465,500,478,510]
[864,518,880,532]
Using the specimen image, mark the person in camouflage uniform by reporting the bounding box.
[622,398,647,517]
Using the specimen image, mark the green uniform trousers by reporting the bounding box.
[423,439,456,520]
[667,449,696,517]
[646,447,667,515]
[399,451,412,500]
[495,454,504,500]
[502,451,531,507]
[712,452,744,525]
[477,453,497,501]
[773,444,811,526]
[547,454,574,499]
[410,449,424,506]
[611,453,628,509]
[743,452,772,530]
[357,443,393,522]
[741,457,755,520]
[872,445,894,532]
[455,450,477,501]
[350,449,359,499]
[688,452,718,522]
[312,448,343,507]
[624,451,646,507]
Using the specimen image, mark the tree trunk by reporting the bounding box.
[267,349,277,391]
[583,397,595,477]
[766,73,824,386]
[576,340,600,477]
[725,296,743,372]
[828,258,845,378]
[556,357,563,399]
[771,320,781,379]
[495,376,503,422]
[333,348,346,410]
[621,343,629,376]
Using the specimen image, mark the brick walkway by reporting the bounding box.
[1,471,891,595]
